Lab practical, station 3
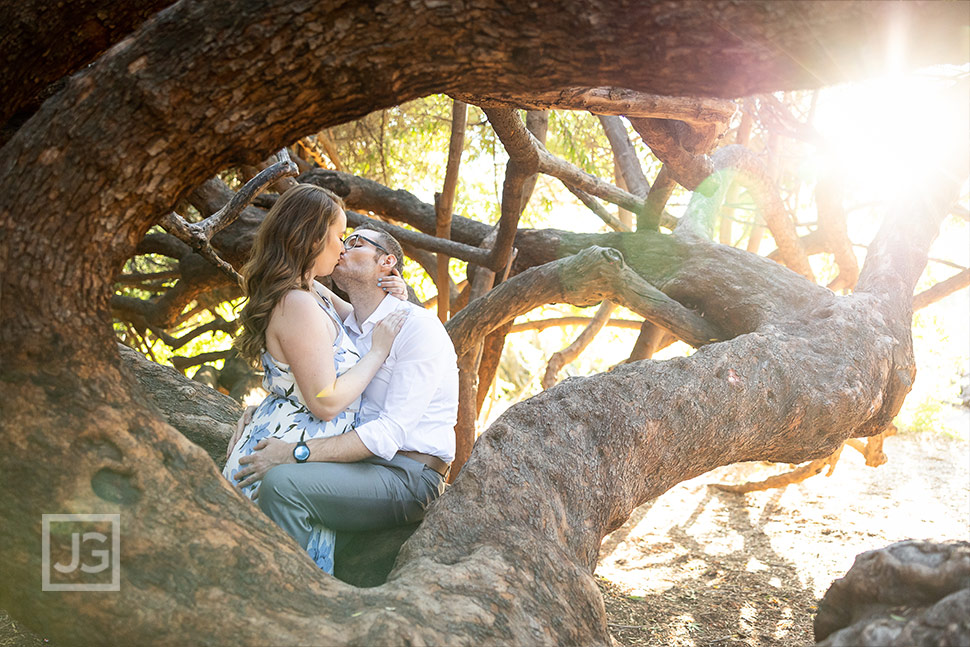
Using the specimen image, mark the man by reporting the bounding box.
[235,226,458,549]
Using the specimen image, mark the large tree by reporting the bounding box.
[1,1,967,645]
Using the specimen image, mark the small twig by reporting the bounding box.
[712,444,844,494]
[607,623,653,630]
[542,300,616,389]
[566,185,632,232]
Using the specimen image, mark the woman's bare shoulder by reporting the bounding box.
[275,288,320,314]
[268,289,336,347]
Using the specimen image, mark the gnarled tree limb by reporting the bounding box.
[446,246,724,357]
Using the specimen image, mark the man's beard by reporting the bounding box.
[330,263,367,294]
[330,264,349,291]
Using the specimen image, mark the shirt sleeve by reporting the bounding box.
[352,314,452,460]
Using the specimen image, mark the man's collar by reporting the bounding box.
[345,293,400,334]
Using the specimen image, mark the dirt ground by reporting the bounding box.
[596,431,970,647]
[2,432,967,647]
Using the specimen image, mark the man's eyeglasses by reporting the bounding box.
[342,233,389,255]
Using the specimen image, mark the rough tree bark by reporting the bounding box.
[814,540,970,646]
[0,0,176,142]
[1,1,968,645]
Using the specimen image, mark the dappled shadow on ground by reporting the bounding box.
[596,432,970,647]
[598,486,816,646]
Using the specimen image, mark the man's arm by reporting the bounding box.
[232,431,373,490]
[306,430,373,462]
[353,316,454,460]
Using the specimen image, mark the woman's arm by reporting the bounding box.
[269,290,406,421]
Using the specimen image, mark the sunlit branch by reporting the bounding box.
[541,300,615,390]
[913,268,970,310]
[510,316,644,333]
[455,87,736,125]
[435,100,467,321]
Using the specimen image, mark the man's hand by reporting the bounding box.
[226,405,256,460]
[234,437,293,493]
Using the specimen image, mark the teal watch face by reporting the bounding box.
[293,443,310,462]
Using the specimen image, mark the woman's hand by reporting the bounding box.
[226,405,257,460]
[370,308,409,356]
[378,269,408,301]
[234,437,294,493]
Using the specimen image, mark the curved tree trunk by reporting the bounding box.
[0,1,967,645]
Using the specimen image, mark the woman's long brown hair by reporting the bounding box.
[234,184,344,365]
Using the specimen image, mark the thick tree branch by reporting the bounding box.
[598,115,649,199]
[816,169,860,291]
[625,321,677,362]
[345,210,490,266]
[158,150,297,286]
[2,2,968,644]
[629,117,721,192]
[160,213,244,286]
[302,169,493,244]
[641,165,677,232]
[485,106,645,216]
[458,87,738,125]
[446,246,724,357]
[0,0,176,143]
[148,315,238,351]
[192,152,297,241]
[677,145,815,281]
[171,349,234,372]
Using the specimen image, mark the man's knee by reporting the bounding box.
[257,464,301,517]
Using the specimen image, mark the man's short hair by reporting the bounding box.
[355,226,404,275]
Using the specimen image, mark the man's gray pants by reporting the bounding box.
[257,454,446,549]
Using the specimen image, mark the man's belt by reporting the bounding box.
[399,450,451,478]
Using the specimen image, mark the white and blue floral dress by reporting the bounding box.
[222,287,360,573]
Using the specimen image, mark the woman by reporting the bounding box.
[223,184,406,572]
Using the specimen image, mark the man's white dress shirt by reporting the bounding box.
[343,294,459,462]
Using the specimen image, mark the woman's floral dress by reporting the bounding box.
[222,287,360,573]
